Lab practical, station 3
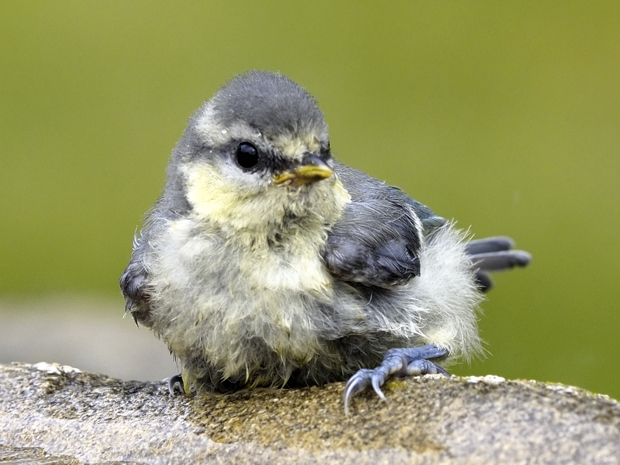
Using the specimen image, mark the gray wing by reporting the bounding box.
[120,231,153,326]
[323,163,446,288]
[324,162,531,291]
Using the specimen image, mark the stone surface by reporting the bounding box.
[1,362,619,464]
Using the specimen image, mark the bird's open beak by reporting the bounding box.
[274,154,334,185]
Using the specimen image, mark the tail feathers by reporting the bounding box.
[471,250,532,272]
[466,236,514,255]
[466,236,531,292]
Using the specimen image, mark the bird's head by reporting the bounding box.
[167,71,350,237]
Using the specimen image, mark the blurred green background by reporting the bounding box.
[1,1,619,398]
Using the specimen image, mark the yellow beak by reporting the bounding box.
[274,155,334,185]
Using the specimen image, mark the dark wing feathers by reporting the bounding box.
[120,231,154,326]
[323,163,436,288]
[326,163,530,291]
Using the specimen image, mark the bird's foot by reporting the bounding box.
[168,373,185,395]
[343,344,450,415]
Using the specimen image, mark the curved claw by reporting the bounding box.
[343,369,374,415]
[371,376,387,401]
[343,344,450,415]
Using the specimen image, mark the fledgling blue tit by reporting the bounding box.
[120,71,531,414]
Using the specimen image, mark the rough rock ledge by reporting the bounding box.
[1,362,619,464]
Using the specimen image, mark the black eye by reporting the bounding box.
[235,142,259,169]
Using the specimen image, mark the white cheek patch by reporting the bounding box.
[183,162,286,233]
[181,153,350,238]
[182,163,230,219]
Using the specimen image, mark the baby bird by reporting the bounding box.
[120,71,530,413]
